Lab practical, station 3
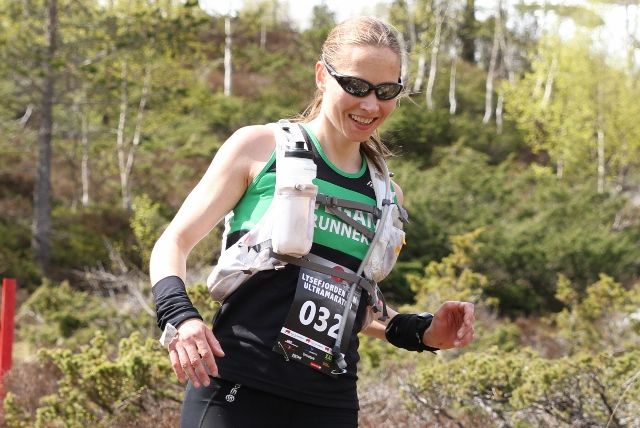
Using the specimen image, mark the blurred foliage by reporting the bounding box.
[49,205,133,273]
[407,348,640,427]
[391,147,640,315]
[407,230,494,308]
[130,195,166,271]
[187,281,220,324]
[551,273,640,354]
[3,331,179,428]
[17,280,153,349]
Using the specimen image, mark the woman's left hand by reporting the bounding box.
[422,301,475,350]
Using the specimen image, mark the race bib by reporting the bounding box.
[273,267,361,377]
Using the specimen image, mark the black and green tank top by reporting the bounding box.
[225,123,376,272]
[213,124,377,409]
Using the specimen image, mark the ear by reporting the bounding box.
[315,61,326,92]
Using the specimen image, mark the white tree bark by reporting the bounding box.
[482,1,501,124]
[224,15,232,96]
[18,103,33,126]
[496,12,514,133]
[81,103,90,207]
[426,3,445,110]
[541,56,557,108]
[116,61,151,210]
[449,47,458,115]
[398,33,410,86]
[124,67,151,195]
[116,60,130,209]
[70,90,88,209]
[260,19,267,50]
[413,52,426,93]
[496,93,504,133]
[597,84,605,194]
[557,158,564,179]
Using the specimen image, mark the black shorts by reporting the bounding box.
[180,377,358,428]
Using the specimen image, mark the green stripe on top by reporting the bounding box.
[229,151,276,234]
[300,123,367,178]
[228,124,377,261]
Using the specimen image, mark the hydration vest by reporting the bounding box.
[206,120,408,369]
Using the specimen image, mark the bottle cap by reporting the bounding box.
[284,141,314,159]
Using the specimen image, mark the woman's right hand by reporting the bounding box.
[168,318,225,388]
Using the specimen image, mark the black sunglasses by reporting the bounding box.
[321,56,403,101]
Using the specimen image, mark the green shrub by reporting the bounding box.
[407,348,640,427]
[130,195,167,272]
[18,280,154,350]
[3,331,180,428]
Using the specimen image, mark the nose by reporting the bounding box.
[359,92,379,112]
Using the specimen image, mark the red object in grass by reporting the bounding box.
[0,278,16,399]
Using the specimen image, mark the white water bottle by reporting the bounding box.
[272,141,318,257]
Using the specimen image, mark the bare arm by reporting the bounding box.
[150,125,275,283]
[149,124,276,388]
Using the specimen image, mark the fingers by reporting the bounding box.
[462,302,475,326]
[433,301,476,349]
[454,321,475,348]
[186,342,210,387]
[168,347,186,383]
[455,302,475,348]
[168,321,225,388]
[176,344,201,387]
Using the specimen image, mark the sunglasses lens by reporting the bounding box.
[376,83,403,100]
[338,76,371,97]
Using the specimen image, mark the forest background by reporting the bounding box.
[0,0,639,426]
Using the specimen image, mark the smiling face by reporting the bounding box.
[316,45,401,146]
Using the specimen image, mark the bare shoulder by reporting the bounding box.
[220,124,275,161]
[213,124,276,183]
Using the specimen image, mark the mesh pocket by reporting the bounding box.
[365,205,406,283]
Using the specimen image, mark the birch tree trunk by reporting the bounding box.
[482,1,501,125]
[123,66,151,208]
[541,56,557,108]
[260,19,266,50]
[496,12,514,133]
[596,84,605,194]
[81,101,90,207]
[496,93,504,133]
[413,52,426,93]
[224,15,232,96]
[32,0,57,274]
[399,33,410,86]
[557,159,564,179]
[116,61,151,211]
[116,59,130,210]
[449,49,458,115]
[426,3,445,110]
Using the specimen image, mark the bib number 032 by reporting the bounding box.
[298,300,342,339]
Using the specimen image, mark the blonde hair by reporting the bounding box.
[296,16,405,172]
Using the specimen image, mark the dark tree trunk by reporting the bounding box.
[32,0,57,275]
[459,0,476,63]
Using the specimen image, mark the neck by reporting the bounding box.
[307,117,363,173]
